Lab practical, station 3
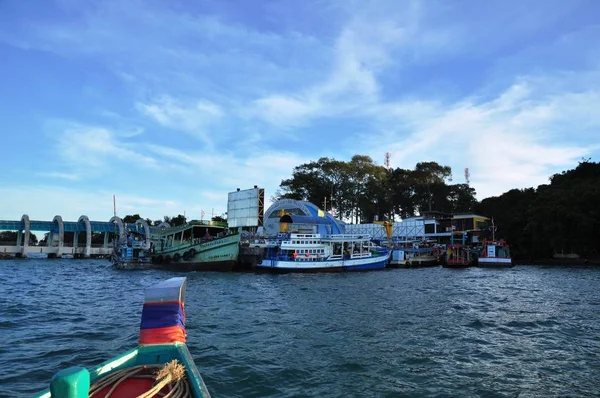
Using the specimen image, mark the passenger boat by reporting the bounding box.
[476,239,514,268]
[34,277,211,398]
[441,244,475,268]
[257,233,390,272]
[389,242,440,268]
[150,221,240,271]
[110,232,152,270]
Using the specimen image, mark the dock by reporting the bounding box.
[0,214,150,259]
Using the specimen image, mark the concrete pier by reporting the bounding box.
[0,215,151,259]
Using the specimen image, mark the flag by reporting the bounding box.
[201,209,205,219]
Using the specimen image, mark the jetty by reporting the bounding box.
[0,214,150,259]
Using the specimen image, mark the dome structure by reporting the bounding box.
[263,199,345,237]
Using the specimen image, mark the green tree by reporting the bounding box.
[389,168,416,218]
[0,231,38,245]
[169,214,187,226]
[412,161,452,213]
[122,214,141,224]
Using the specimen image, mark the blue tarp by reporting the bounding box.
[140,303,185,330]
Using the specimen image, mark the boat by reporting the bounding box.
[441,243,475,268]
[111,232,153,270]
[256,233,390,272]
[389,242,440,268]
[476,239,514,268]
[35,277,211,398]
[150,221,240,271]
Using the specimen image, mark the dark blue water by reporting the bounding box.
[1,260,600,397]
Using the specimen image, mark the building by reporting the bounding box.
[263,199,345,236]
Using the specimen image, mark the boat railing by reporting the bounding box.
[265,254,323,262]
[280,241,324,247]
[321,234,372,241]
[350,252,372,259]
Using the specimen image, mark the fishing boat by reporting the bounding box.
[389,242,440,268]
[150,221,240,271]
[34,277,211,398]
[111,232,152,270]
[476,239,514,268]
[257,233,390,272]
[441,244,475,268]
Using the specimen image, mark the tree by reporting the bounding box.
[122,214,141,224]
[275,156,461,222]
[0,231,37,245]
[412,161,452,213]
[389,168,415,218]
[169,214,187,226]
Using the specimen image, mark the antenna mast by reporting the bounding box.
[384,152,391,169]
[464,167,470,185]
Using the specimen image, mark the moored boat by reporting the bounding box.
[476,239,514,268]
[34,277,211,398]
[257,233,390,272]
[389,242,440,268]
[150,222,240,271]
[441,244,475,268]
[111,232,152,270]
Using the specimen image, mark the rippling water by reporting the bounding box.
[1,259,600,397]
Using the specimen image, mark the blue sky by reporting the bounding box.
[1,0,599,223]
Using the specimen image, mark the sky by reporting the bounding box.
[1,0,599,223]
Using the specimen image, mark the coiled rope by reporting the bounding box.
[89,359,192,398]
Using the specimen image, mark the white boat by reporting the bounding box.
[257,233,390,272]
[477,239,514,268]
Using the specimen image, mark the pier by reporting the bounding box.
[0,215,151,258]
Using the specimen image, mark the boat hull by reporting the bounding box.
[152,234,240,272]
[477,258,514,268]
[256,255,389,273]
[389,257,439,268]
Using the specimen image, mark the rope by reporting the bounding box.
[89,360,192,398]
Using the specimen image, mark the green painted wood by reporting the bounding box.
[50,366,89,398]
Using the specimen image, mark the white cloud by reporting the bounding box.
[363,78,598,199]
[249,15,412,127]
[55,124,159,172]
[37,172,81,181]
[136,96,224,145]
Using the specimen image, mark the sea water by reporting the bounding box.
[1,259,599,397]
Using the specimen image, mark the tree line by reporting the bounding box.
[274,155,477,223]
[275,155,600,261]
[475,159,600,261]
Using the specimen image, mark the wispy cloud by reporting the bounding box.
[51,122,159,174]
[249,17,410,127]
[136,96,224,146]
[363,77,599,198]
[38,172,81,181]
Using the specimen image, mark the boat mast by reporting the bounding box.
[113,194,118,247]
